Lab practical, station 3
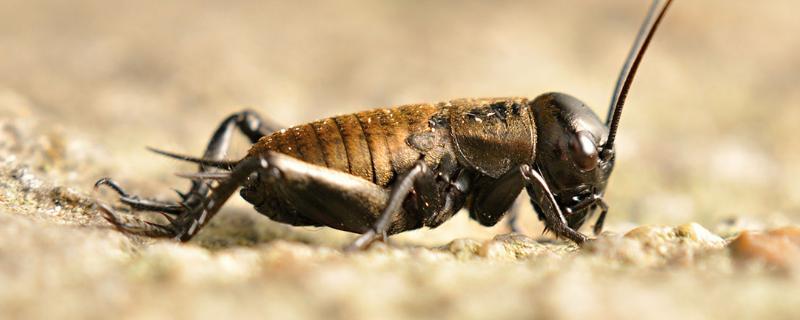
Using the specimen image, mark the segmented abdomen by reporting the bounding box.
[247,104,439,187]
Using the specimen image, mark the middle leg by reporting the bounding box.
[345,160,435,251]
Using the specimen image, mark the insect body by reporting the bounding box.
[241,98,553,239]
[96,0,674,249]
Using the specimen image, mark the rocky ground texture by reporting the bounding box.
[2,110,800,320]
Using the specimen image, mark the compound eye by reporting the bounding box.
[570,131,598,171]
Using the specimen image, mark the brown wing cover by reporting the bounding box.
[447,97,535,178]
[248,103,439,187]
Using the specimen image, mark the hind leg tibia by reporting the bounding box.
[97,157,268,241]
[95,109,282,239]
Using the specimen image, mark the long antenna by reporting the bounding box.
[604,0,673,150]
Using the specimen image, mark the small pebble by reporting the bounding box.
[478,233,550,260]
[438,238,482,260]
[624,223,726,248]
[729,226,800,270]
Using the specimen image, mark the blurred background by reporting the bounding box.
[1,0,799,238]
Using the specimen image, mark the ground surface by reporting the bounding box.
[2,1,800,319]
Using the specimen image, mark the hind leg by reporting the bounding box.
[251,152,392,234]
[98,157,269,240]
[99,150,395,242]
[95,110,280,237]
[248,153,443,249]
[158,109,280,209]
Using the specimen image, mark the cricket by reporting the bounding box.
[95,0,674,250]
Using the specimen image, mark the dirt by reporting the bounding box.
[2,1,800,319]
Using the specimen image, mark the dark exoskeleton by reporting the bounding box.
[95,0,674,249]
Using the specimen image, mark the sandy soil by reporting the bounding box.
[2,0,800,319]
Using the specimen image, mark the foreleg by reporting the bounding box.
[520,164,589,244]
